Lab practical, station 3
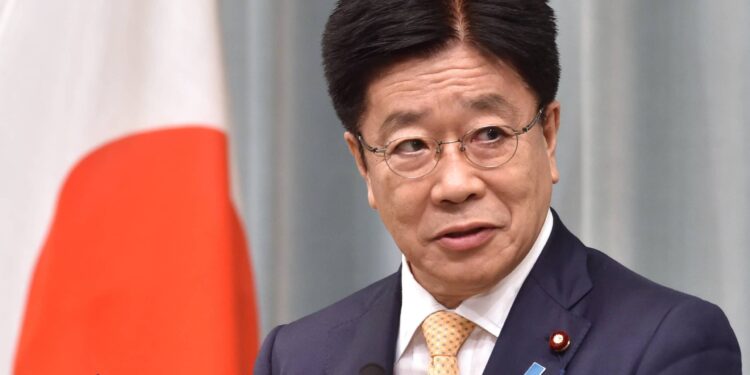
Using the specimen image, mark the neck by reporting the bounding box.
[433,295,463,309]
[406,261,476,309]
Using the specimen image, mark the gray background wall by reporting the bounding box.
[221,0,749,365]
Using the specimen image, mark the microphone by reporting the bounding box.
[359,363,386,375]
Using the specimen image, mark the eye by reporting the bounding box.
[470,126,509,143]
[389,138,430,156]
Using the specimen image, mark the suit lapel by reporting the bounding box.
[325,272,402,375]
[483,211,593,374]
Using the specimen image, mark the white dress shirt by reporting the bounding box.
[394,209,553,375]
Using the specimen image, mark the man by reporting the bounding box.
[255,0,742,374]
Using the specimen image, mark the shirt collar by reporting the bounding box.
[396,209,554,360]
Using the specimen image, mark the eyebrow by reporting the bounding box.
[379,109,431,137]
[376,94,517,138]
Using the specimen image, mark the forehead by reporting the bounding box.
[361,44,535,135]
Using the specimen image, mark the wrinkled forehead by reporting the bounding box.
[370,43,531,93]
[360,44,536,135]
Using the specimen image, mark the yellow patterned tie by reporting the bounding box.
[421,311,476,375]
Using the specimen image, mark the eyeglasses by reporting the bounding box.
[358,107,544,179]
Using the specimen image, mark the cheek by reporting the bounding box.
[371,178,429,234]
[492,147,552,205]
[518,150,554,210]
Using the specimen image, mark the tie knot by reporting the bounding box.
[421,311,476,357]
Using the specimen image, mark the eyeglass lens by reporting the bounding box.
[384,125,519,178]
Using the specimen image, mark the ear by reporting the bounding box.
[541,101,561,184]
[344,131,378,209]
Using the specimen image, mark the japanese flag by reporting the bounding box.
[0,0,259,373]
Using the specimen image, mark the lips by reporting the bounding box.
[444,226,486,238]
[433,224,498,252]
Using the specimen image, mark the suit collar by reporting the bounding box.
[530,209,593,309]
[325,271,402,375]
[483,209,593,374]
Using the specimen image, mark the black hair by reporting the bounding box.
[322,0,559,134]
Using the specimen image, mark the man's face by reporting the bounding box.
[345,43,560,307]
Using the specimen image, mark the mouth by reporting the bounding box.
[434,224,498,252]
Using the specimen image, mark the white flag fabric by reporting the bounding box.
[0,0,258,373]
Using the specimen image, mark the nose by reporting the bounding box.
[429,143,486,205]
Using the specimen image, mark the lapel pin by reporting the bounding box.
[523,362,546,375]
[549,330,571,352]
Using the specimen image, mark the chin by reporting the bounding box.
[439,270,496,292]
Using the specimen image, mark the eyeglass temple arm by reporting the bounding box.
[357,134,386,154]
[517,107,545,135]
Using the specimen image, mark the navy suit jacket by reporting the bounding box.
[255,212,741,374]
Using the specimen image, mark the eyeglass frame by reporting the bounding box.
[357,106,545,179]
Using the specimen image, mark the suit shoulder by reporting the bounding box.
[569,248,741,372]
[257,271,400,366]
[585,247,701,308]
[578,247,734,344]
[284,271,400,332]
[634,296,742,373]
